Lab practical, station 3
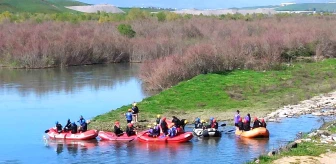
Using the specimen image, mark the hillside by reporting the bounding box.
[276,3,336,12]
[0,0,88,13]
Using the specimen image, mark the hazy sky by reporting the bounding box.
[80,0,330,9]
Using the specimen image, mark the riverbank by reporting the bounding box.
[89,59,336,131]
[249,121,336,164]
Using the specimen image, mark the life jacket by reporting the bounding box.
[234,114,240,124]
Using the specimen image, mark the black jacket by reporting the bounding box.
[71,124,78,134]
[253,120,261,129]
[132,106,139,114]
[114,125,123,135]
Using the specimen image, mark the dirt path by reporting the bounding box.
[272,152,336,164]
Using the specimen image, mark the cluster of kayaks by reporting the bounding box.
[46,126,270,142]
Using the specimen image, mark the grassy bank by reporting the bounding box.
[248,121,336,164]
[89,59,336,131]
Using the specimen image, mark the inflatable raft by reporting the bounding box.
[235,127,269,138]
[193,128,221,137]
[138,132,193,143]
[98,131,139,141]
[47,128,98,140]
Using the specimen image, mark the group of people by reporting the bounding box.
[194,117,219,130]
[234,110,267,131]
[153,115,187,138]
[124,103,139,123]
[113,121,137,137]
[54,115,88,134]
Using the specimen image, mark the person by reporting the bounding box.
[234,110,240,127]
[246,113,251,126]
[71,122,78,134]
[172,116,181,128]
[198,120,206,129]
[148,123,160,137]
[77,115,87,132]
[55,121,63,133]
[260,119,267,128]
[160,117,168,135]
[237,118,243,130]
[114,121,123,136]
[207,117,214,128]
[211,119,218,130]
[63,119,72,132]
[132,103,139,122]
[243,119,250,131]
[167,123,177,138]
[156,115,161,125]
[125,109,133,123]
[252,117,262,129]
[126,123,136,136]
[194,117,200,128]
[180,119,188,130]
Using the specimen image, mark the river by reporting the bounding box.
[0,64,328,164]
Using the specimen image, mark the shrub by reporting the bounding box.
[156,12,166,22]
[117,24,136,38]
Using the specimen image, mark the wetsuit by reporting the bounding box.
[243,122,250,131]
[114,125,123,136]
[71,123,78,134]
[64,120,71,132]
[56,123,63,133]
[253,120,261,129]
[126,126,136,136]
[180,119,187,130]
[172,117,181,128]
[132,106,139,115]
[160,121,168,135]
[237,122,244,130]
[261,122,267,128]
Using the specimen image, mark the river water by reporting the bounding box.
[0,64,327,164]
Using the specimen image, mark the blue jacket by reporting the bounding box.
[78,118,86,126]
[125,112,132,121]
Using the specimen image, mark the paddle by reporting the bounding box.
[45,130,50,133]
[129,131,144,142]
[220,123,226,127]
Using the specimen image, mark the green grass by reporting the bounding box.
[248,141,336,164]
[276,3,336,12]
[330,125,336,133]
[90,59,336,131]
[0,0,88,13]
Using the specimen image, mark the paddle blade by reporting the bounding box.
[220,123,226,127]
[45,130,50,133]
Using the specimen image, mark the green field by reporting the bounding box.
[0,0,88,13]
[90,59,336,131]
[276,3,336,12]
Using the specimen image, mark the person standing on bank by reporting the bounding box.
[132,102,139,122]
[125,109,133,123]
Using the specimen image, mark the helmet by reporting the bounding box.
[184,120,188,124]
[254,117,258,121]
[162,117,166,121]
[236,110,240,113]
[55,121,58,124]
[157,114,161,118]
[115,121,120,125]
[80,115,83,119]
[72,122,76,125]
[201,120,205,123]
[261,119,265,123]
[212,119,216,123]
[128,109,132,112]
[133,103,137,106]
[195,117,200,122]
[153,122,157,126]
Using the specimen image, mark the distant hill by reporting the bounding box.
[276,3,336,12]
[0,0,88,13]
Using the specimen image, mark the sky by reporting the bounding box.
[80,0,333,9]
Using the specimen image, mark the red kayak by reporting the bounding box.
[47,128,98,140]
[138,132,193,143]
[98,131,138,141]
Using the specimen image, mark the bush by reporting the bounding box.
[156,12,166,22]
[117,24,136,38]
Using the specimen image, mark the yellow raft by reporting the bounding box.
[235,127,270,138]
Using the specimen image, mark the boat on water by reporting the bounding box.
[47,128,98,140]
[138,132,193,143]
[235,127,269,138]
[193,128,221,137]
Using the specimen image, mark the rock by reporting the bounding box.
[286,142,298,149]
[302,138,312,142]
[308,132,317,138]
[295,139,302,144]
[255,159,260,163]
[268,151,276,156]
[268,119,276,122]
[312,112,322,116]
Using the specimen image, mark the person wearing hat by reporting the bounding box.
[114,121,123,136]
[55,121,63,134]
[148,122,160,137]
[180,119,188,131]
[126,123,136,136]
[125,109,133,123]
[252,117,261,129]
[160,117,168,136]
[211,119,218,130]
[234,110,240,127]
[172,116,181,128]
[207,117,214,128]
[156,115,161,125]
[237,117,244,130]
[71,122,78,134]
[243,119,250,131]
[132,102,139,122]
[194,117,201,128]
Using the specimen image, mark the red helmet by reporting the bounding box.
[115,121,119,125]
[213,119,216,123]
[128,123,133,127]
[162,117,166,121]
[254,117,258,121]
[261,119,265,123]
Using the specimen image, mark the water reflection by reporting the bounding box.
[46,139,98,156]
[0,64,152,97]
